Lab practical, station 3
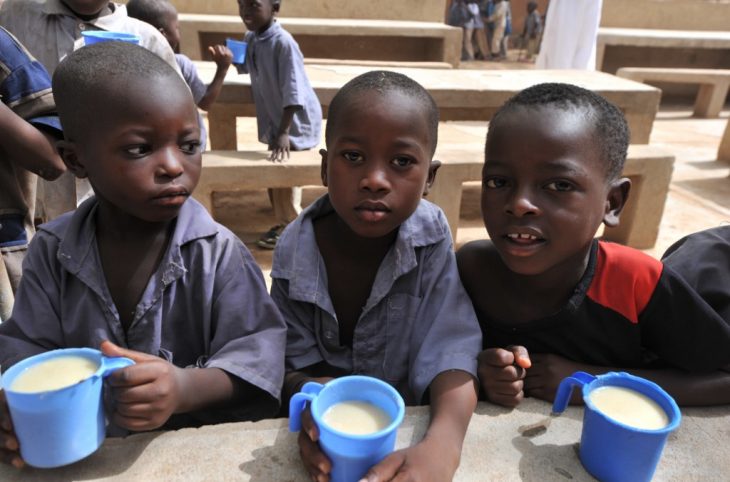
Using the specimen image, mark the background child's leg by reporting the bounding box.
[270,187,302,223]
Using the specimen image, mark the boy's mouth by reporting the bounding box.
[355,201,390,222]
[501,229,546,255]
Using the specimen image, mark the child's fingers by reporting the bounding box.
[100,340,158,364]
[0,448,24,469]
[478,348,516,368]
[507,345,532,369]
[298,429,331,479]
[301,405,319,442]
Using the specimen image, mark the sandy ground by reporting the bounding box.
[203,56,730,283]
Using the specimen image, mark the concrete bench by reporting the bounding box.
[596,27,730,72]
[719,119,730,163]
[616,67,730,118]
[194,62,661,149]
[195,144,674,249]
[178,14,462,67]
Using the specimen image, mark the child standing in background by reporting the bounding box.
[273,70,481,481]
[521,1,542,62]
[126,0,233,151]
[235,0,322,249]
[457,83,730,408]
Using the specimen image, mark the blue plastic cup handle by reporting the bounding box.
[552,371,596,414]
[289,381,324,431]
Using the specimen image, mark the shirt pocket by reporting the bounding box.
[382,293,421,384]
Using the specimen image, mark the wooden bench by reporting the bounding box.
[596,27,730,71]
[195,63,662,149]
[178,14,462,67]
[195,145,674,249]
[616,67,730,118]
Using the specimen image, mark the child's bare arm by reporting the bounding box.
[269,106,298,163]
[478,346,532,407]
[101,341,239,431]
[196,45,233,111]
[0,102,65,180]
[0,392,23,468]
[360,370,477,482]
[525,354,730,406]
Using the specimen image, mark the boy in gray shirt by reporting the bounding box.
[235,0,322,249]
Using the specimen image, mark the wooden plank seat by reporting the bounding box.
[178,14,462,67]
[616,67,730,118]
[195,145,674,249]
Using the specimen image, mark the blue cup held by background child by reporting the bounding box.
[226,38,247,64]
[552,371,681,482]
[289,375,405,482]
[2,348,134,468]
[81,31,140,46]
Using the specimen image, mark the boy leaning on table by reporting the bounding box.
[0,41,287,468]
[456,82,730,409]
[271,70,483,482]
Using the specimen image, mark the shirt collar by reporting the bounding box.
[272,194,447,304]
[43,0,116,18]
[42,197,218,282]
[253,19,282,41]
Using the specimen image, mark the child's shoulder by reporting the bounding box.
[594,240,663,281]
[456,239,501,280]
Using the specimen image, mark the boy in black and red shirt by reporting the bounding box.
[457,83,730,407]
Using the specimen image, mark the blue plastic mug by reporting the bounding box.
[226,38,247,64]
[552,371,681,482]
[2,348,134,468]
[289,375,405,482]
[81,31,140,45]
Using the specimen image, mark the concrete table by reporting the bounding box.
[2,399,727,481]
[195,63,661,149]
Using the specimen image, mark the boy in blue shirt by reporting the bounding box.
[272,71,481,481]
[0,41,286,468]
[457,83,730,408]
[0,27,65,321]
[235,0,322,249]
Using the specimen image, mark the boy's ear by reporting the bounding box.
[272,1,281,13]
[603,177,631,227]
[422,160,441,196]
[319,148,329,187]
[57,140,88,179]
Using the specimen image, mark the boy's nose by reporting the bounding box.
[359,165,390,192]
[505,188,539,217]
[157,150,184,179]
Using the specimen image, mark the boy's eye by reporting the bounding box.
[391,156,414,168]
[484,177,507,189]
[342,151,363,163]
[125,145,151,157]
[545,180,575,192]
[180,140,201,155]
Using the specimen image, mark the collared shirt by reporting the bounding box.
[176,53,207,151]
[271,195,481,405]
[0,0,179,77]
[0,197,287,415]
[236,21,321,150]
[0,26,61,251]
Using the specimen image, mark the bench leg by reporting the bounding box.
[718,119,730,163]
[427,170,464,244]
[602,157,674,249]
[208,105,239,150]
[694,82,729,118]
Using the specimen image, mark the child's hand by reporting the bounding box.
[524,353,585,404]
[298,403,332,482]
[100,340,186,432]
[208,45,233,70]
[269,133,290,163]
[477,346,532,407]
[0,391,23,468]
[359,438,456,482]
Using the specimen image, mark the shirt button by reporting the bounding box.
[79,24,86,30]
[324,331,335,340]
